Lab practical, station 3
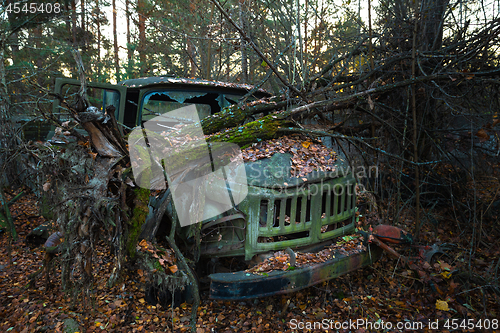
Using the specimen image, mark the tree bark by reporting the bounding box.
[126,0,132,62]
[420,0,449,51]
[71,0,77,45]
[137,0,148,76]
[80,0,86,51]
[98,5,102,77]
[0,42,10,186]
[239,0,248,82]
[113,0,120,82]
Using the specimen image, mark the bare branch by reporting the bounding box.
[210,0,306,101]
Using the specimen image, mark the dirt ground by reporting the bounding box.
[1,185,499,333]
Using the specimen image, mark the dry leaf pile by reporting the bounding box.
[136,239,178,274]
[241,135,338,177]
[1,177,499,332]
[247,235,367,274]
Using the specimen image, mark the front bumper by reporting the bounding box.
[209,243,382,300]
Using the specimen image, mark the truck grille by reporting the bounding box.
[241,176,357,259]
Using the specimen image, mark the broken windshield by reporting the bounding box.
[141,91,213,124]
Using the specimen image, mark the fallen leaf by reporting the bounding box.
[435,300,449,311]
[42,181,51,192]
[476,129,489,142]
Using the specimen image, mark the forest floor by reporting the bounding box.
[0,180,499,333]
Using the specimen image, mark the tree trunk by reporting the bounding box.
[113,0,120,82]
[80,0,85,50]
[187,38,196,77]
[9,32,19,63]
[420,0,449,51]
[71,0,77,45]
[33,26,43,85]
[126,0,132,61]
[137,0,148,76]
[239,0,248,82]
[204,2,216,80]
[81,0,85,31]
[186,2,197,77]
[0,43,10,186]
[96,0,101,78]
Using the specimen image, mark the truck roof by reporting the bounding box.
[118,77,271,96]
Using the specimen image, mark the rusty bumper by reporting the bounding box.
[209,244,382,300]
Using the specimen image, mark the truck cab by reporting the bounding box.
[52,77,270,136]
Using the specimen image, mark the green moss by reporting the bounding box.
[208,113,292,148]
[153,259,165,272]
[200,98,288,135]
[201,104,247,134]
[126,188,150,258]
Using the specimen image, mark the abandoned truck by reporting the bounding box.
[51,77,385,301]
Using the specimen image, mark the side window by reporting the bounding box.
[55,83,122,121]
[123,91,140,131]
[51,78,126,141]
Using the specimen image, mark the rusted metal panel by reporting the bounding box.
[372,224,413,244]
[209,245,382,300]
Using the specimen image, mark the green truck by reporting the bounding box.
[51,77,383,301]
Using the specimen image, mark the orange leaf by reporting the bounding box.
[476,129,489,142]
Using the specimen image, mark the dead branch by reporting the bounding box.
[210,0,306,100]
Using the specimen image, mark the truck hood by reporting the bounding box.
[244,152,350,189]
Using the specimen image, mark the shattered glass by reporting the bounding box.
[141,91,211,123]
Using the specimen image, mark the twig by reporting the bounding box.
[0,186,17,242]
[34,94,86,142]
[278,127,441,166]
[240,40,294,103]
[210,0,306,101]
[165,211,200,333]
[305,36,368,88]
[71,49,90,109]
